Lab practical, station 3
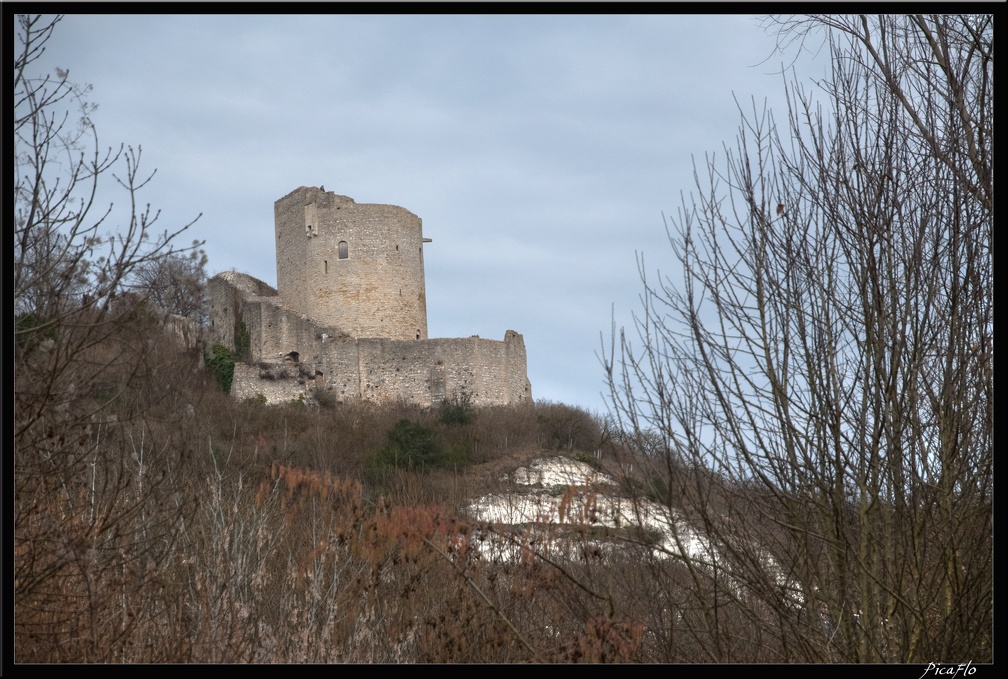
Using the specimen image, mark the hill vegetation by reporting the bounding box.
[13,301,991,662]
[12,299,665,662]
[14,13,991,664]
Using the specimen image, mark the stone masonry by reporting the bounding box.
[208,187,532,407]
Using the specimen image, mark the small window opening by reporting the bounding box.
[338,240,348,259]
[324,260,328,274]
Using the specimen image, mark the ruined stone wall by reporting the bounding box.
[208,187,532,410]
[419,334,532,407]
[209,270,344,364]
[231,362,313,405]
[162,313,202,350]
[274,187,429,341]
[502,329,531,405]
[208,271,279,354]
[316,337,361,402]
[316,333,532,407]
[245,301,329,364]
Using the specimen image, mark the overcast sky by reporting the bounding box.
[23,11,829,414]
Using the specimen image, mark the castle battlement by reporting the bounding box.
[209,187,532,407]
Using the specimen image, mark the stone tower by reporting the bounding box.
[274,186,430,340]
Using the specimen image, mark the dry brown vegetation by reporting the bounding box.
[13,307,651,662]
[15,13,991,664]
[14,306,990,662]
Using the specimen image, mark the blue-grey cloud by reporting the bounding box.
[23,12,826,413]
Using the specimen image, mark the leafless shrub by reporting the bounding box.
[602,14,992,663]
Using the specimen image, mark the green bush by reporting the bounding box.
[205,343,236,393]
[234,320,251,360]
[377,419,441,470]
[443,441,471,468]
[369,418,474,476]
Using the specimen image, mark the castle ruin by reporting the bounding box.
[208,186,533,407]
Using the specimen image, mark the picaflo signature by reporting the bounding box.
[919,662,976,679]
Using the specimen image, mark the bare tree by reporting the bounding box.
[603,14,991,662]
[14,15,204,661]
[131,244,209,323]
[14,13,203,416]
